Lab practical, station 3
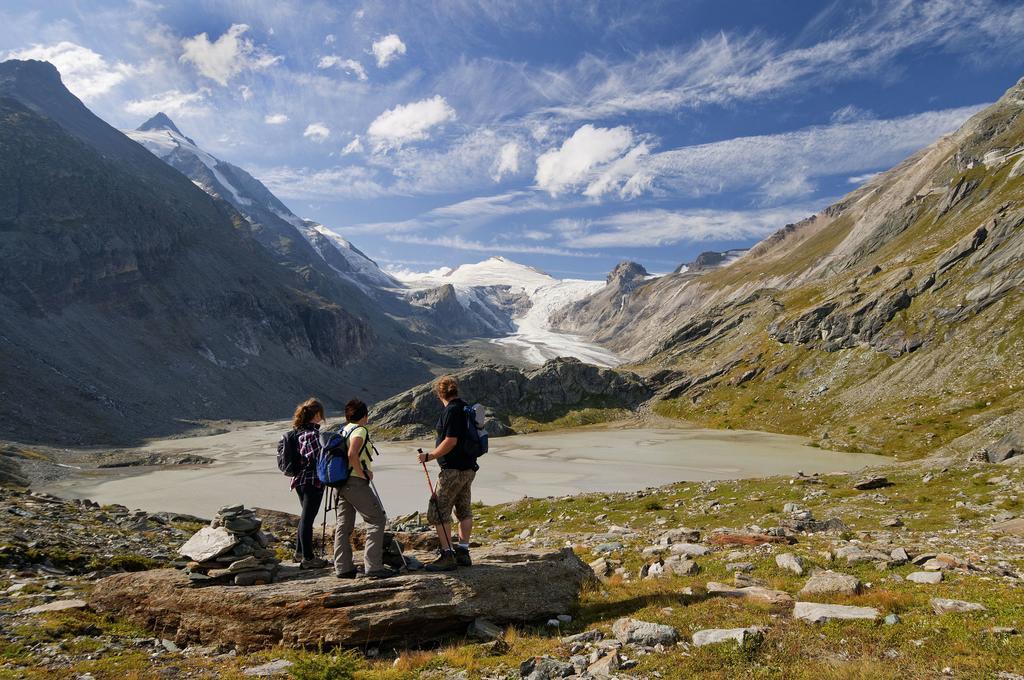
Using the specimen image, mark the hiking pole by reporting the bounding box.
[418,449,454,553]
[369,478,409,571]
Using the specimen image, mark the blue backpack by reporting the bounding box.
[315,429,351,488]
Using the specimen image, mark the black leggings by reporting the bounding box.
[295,484,325,560]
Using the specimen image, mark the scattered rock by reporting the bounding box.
[907,571,942,584]
[798,571,861,597]
[776,553,804,576]
[611,617,678,646]
[853,476,891,490]
[884,614,901,625]
[658,527,701,545]
[706,582,794,607]
[709,531,795,547]
[668,543,709,557]
[930,598,987,615]
[520,656,574,680]
[794,602,879,623]
[468,618,504,641]
[692,627,765,647]
[984,431,1023,463]
[587,650,621,677]
[242,660,294,677]
[22,599,89,614]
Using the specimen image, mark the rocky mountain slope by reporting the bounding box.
[0,60,433,446]
[127,114,400,296]
[556,76,1024,459]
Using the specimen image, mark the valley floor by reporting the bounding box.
[1,455,1023,679]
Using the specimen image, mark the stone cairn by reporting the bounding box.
[177,505,280,586]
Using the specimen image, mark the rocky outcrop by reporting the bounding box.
[369,357,653,439]
[88,547,592,651]
[407,283,528,338]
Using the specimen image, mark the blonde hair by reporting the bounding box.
[434,375,459,400]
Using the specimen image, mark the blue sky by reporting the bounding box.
[3,1,1024,278]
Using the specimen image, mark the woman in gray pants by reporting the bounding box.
[334,399,394,579]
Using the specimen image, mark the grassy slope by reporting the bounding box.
[638,84,1024,461]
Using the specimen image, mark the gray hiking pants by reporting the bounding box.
[333,476,386,574]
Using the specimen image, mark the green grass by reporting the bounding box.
[510,407,632,434]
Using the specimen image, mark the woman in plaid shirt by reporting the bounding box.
[291,398,329,569]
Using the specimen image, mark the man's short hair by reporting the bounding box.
[345,399,368,423]
[434,375,459,400]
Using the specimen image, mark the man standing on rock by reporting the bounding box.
[417,375,477,572]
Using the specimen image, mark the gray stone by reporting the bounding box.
[794,602,879,623]
[884,614,900,625]
[692,626,765,647]
[664,556,700,576]
[985,431,1023,463]
[658,527,701,545]
[726,562,754,573]
[776,553,804,576]
[242,659,294,677]
[798,570,861,597]
[907,571,942,584]
[179,527,238,563]
[520,656,574,680]
[468,618,504,640]
[594,542,623,554]
[587,650,620,677]
[22,599,88,614]
[890,547,910,564]
[225,516,261,534]
[233,571,272,586]
[668,542,709,557]
[706,582,794,606]
[227,556,262,573]
[611,617,678,646]
[562,630,602,644]
[931,598,987,615]
[853,476,891,490]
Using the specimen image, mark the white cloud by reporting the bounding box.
[534,124,641,196]
[180,23,281,86]
[643,104,984,200]
[303,122,331,142]
[490,141,521,182]
[367,95,456,149]
[830,104,873,124]
[341,135,364,155]
[848,171,881,184]
[555,206,817,248]
[371,33,407,68]
[324,34,336,45]
[264,113,289,124]
[4,41,135,100]
[317,55,368,81]
[238,85,253,101]
[254,164,386,199]
[124,89,209,117]
[385,234,595,258]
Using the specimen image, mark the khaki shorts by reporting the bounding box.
[427,468,476,524]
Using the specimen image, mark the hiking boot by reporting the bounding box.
[300,557,329,570]
[454,545,472,567]
[365,567,399,580]
[335,569,358,579]
[424,550,457,572]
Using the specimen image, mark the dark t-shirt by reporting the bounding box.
[434,398,477,471]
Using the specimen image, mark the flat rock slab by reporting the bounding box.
[89,548,591,651]
[931,598,987,615]
[709,532,795,547]
[692,626,765,647]
[22,599,89,614]
[794,602,879,623]
[612,617,678,646]
[798,571,861,597]
[706,582,794,607]
[907,571,943,584]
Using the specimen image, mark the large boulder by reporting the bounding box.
[984,431,1023,463]
[89,548,591,651]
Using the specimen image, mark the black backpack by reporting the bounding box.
[461,403,488,458]
[276,429,302,477]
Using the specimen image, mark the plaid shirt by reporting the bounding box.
[290,424,323,490]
